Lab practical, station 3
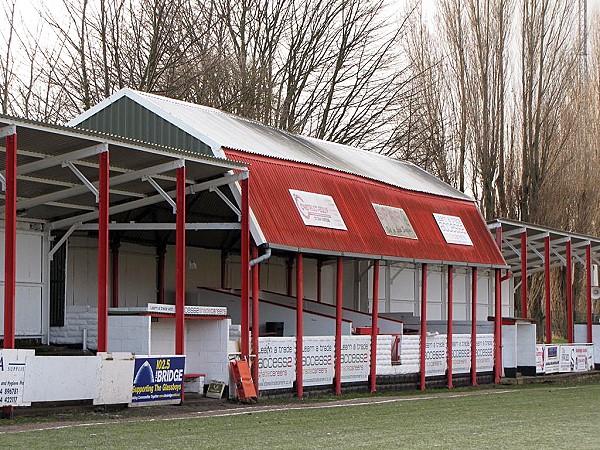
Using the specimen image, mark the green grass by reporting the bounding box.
[2,384,600,449]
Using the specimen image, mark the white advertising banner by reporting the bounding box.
[544,345,560,374]
[147,303,227,316]
[372,203,417,239]
[302,337,334,386]
[536,345,545,374]
[340,336,371,382]
[452,335,472,374]
[257,337,295,390]
[425,334,447,376]
[476,335,495,372]
[433,213,473,246]
[289,189,347,230]
[559,345,594,373]
[0,349,33,407]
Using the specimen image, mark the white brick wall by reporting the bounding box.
[50,305,98,349]
[108,316,150,354]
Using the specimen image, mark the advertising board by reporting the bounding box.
[131,355,185,406]
[0,349,33,407]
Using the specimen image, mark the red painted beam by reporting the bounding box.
[175,165,186,355]
[97,150,109,353]
[521,231,528,318]
[335,256,343,396]
[470,267,477,387]
[296,253,304,398]
[3,132,17,350]
[370,260,380,394]
[240,177,250,358]
[420,263,428,391]
[586,243,593,343]
[251,245,260,393]
[544,236,551,343]
[566,239,574,344]
[447,265,454,389]
[494,268,502,384]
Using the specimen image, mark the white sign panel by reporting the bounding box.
[452,335,472,374]
[372,204,417,239]
[147,303,227,316]
[0,349,33,407]
[257,337,295,390]
[544,345,560,374]
[425,334,447,376]
[289,189,347,230]
[340,336,371,382]
[536,345,545,374]
[559,345,594,373]
[475,335,495,372]
[302,337,334,386]
[433,213,473,246]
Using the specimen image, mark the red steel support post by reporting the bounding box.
[566,239,574,343]
[252,246,260,392]
[420,263,428,391]
[471,267,478,386]
[370,260,380,394]
[521,231,528,318]
[494,269,502,384]
[544,236,552,344]
[175,165,186,355]
[586,243,593,343]
[111,241,120,308]
[335,257,343,396]
[447,265,454,389]
[3,132,17,350]
[296,253,304,398]
[495,226,502,249]
[240,177,250,358]
[97,150,109,353]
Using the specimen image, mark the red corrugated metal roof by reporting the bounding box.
[225,150,506,266]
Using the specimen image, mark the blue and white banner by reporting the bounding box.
[131,355,185,406]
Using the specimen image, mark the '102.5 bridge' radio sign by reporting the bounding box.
[131,355,185,406]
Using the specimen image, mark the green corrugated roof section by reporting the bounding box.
[75,96,212,155]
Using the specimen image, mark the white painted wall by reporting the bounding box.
[109,314,229,382]
[0,222,47,340]
[516,323,537,368]
[574,324,600,364]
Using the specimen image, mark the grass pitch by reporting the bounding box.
[2,384,600,449]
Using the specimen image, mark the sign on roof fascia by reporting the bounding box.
[372,203,418,239]
[289,189,347,231]
[147,303,227,316]
[433,213,473,246]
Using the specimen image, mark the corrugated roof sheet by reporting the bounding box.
[70,88,470,201]
[226,150,505,266]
